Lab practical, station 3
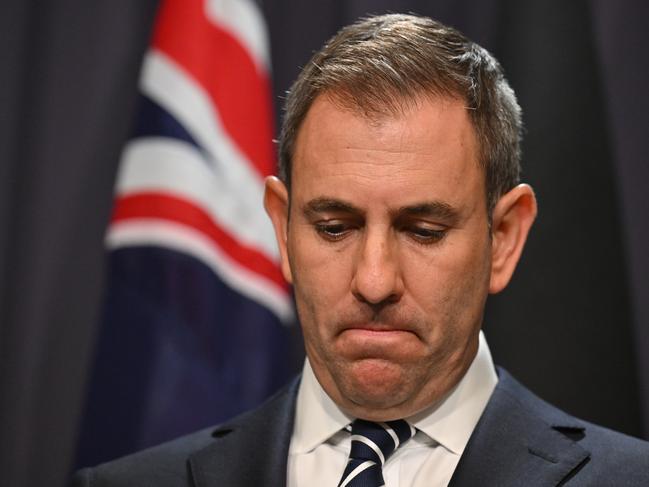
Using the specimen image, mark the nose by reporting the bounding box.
[351,228,404,306]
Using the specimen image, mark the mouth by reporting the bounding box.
[335,325,419,362]
[331,318,424,363]
[340,323,417,342]
[342,320,414,333]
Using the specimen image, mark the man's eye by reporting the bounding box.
[314,222,351,241]
[407,226,447,244]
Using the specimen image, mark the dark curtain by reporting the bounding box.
[0,1,646,486]
[0,1,158,486]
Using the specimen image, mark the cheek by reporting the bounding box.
[403,239,491,326]
[288,224,354,292]
[441,242,492,325]
[287,230,352,327]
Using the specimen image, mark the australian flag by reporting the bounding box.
[76,0,296,467]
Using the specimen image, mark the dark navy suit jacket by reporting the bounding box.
[71,369,649,486]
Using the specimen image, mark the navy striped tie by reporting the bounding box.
[338,419,416,487]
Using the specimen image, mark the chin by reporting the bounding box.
[339,358,413,411]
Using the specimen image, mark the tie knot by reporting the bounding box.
[349,419,416,466]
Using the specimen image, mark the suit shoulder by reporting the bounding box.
[71,426,215,487]
[577,420,649,476]
[497,368,649,482]
[560,422,649,485]
[70,378,301,487]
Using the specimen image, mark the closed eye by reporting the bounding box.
[405,225,447,244]
[314,221,355,241]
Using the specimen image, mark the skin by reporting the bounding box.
[265,93,536,421]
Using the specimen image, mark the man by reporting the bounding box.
[72,13,649,486]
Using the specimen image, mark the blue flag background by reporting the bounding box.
[75,0,298,467]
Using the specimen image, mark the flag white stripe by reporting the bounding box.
[205,0,270,71]
[350,434,385,465]
[106,220,293,324]
[115,138,278,260]
[340,461,375,487]
[141,51,265,182]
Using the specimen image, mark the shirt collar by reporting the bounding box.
[407,331,498,455]
[290,357,353,454]
[290,331,498,457]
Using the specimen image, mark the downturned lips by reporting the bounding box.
[340,320,417,333]
[340,323,418,340]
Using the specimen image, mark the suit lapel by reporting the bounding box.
[186,369,591,486]
[449,369,590,487]
[188,378,300,487]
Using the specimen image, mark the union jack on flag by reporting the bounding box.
[76,0,295,467]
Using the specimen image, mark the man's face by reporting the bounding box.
[270,94,496,420]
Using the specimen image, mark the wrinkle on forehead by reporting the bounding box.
[296,94,477,157]
[291,93,485,217]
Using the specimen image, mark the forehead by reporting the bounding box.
[291,94,484,211]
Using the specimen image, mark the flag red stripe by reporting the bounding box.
[111,193,287,291]
[151,0,275,177]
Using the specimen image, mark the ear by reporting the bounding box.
[263,176,293,284]
[489,184,537,293]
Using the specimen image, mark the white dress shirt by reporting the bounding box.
[287,331,498,487]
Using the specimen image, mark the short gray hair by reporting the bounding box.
[278,13,522,213]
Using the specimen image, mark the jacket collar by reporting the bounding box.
[449,368,590,486]
[188,377,300,487]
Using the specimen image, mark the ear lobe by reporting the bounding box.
[263,176,293,284]
[489,184,537,293]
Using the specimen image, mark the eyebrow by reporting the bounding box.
[395,202,460,224]
[303,197,460,223]
[303,197,362,217]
